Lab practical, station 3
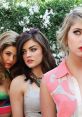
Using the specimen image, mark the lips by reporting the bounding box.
[5,63,12,69]
[27,60,33,64]
[79,47,82,50]
[5,63,12,67]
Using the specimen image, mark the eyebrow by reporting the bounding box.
[4,51,12,53]
[4,51,16,55]
[23,45,38,50]
[74,28,82,30]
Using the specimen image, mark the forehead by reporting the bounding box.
[23,39,41,48]
[70,18,82,29]
[3,46,16,52]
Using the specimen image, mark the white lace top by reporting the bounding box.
[24,81,41,117]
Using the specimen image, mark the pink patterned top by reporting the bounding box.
[43,59,82,117]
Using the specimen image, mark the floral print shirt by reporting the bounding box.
[43,59,82,117]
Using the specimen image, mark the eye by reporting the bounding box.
[5,52,11,56]
[30,48,37,52]
[22,50,27,55]
[73,30,81,35]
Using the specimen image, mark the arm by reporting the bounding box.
[10,77,24,117]
[40,79,57,117]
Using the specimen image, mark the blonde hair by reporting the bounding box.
[57,6,82,52]
[0,30,19,47]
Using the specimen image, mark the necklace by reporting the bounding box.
[30,72,42,87]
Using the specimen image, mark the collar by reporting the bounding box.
[55,59,70,79]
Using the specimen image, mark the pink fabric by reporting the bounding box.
[0,106,11,114]
[43,59,77,117]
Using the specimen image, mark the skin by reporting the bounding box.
[40,20,82,117]
[0,113,11,117]
[0,46,17,117]
[10,39,43,117]
[2,46,17,69]
[22,39,43,76]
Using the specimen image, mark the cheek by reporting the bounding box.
[12,58,17,65]
[68,39,73,48]
[2,55,6,63]
[67,33,74,48]
[23,56,26,62]
[37,52,43,63]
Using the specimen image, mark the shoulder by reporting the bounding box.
[43,63,61,83]
[10,75,26,93]
[11,75,25,84]
[43,59,67,81]
[42,59,68,92]
[42,67,58,92]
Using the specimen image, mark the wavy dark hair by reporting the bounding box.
[16,28,56,82]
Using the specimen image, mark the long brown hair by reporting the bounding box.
[0,30,19,83]
[16,28,56,82]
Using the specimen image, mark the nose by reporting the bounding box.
[25,51,31,57]
[9,55,14,62]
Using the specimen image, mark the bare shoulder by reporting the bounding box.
[10,75,26,93]
[11,75,25,85]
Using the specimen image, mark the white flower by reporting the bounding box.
[23,27,30,32]
[29,8,34,15]
[32,4,39,13]
[43,9,54,19]
[57,51,65,58]
[29,4,39,15]
[49,9,54,15]
[19,21,25,26]
[42,15,50,28]
[43,18,50,28]
[0,27,4,30]
[23,16,30,24]
[42,9,54,28]
[1,2,10,9]
[16,2,27,8]
[40,15,43,18]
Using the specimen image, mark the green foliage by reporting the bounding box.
[0,0,82,62]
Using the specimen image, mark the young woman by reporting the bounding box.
[10,28,56,117]
[41,6,82,117]
[0,30,19,117]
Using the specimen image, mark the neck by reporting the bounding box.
[66,53,82,79]
[32,67,43,78]
[67,53,82,68]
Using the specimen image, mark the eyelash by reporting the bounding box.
[22,48,37,55]
[30,48,37,52]
[22,51,26,55]
[5,53,16,58]
[5,53,11,56]
[73,30,81,35]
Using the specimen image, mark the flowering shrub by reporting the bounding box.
[0,0,82,63]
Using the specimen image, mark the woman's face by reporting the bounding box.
[67,20,82,58]
[22,39,43,70]
[2,46,17,69]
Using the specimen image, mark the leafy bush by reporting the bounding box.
[0,0,82,63]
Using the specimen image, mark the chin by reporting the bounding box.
[5,66,11,69]
[27,65,35,69]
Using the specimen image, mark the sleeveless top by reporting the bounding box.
[24,80,42,117]
[43,59,82,117]
[0,92,11,115]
